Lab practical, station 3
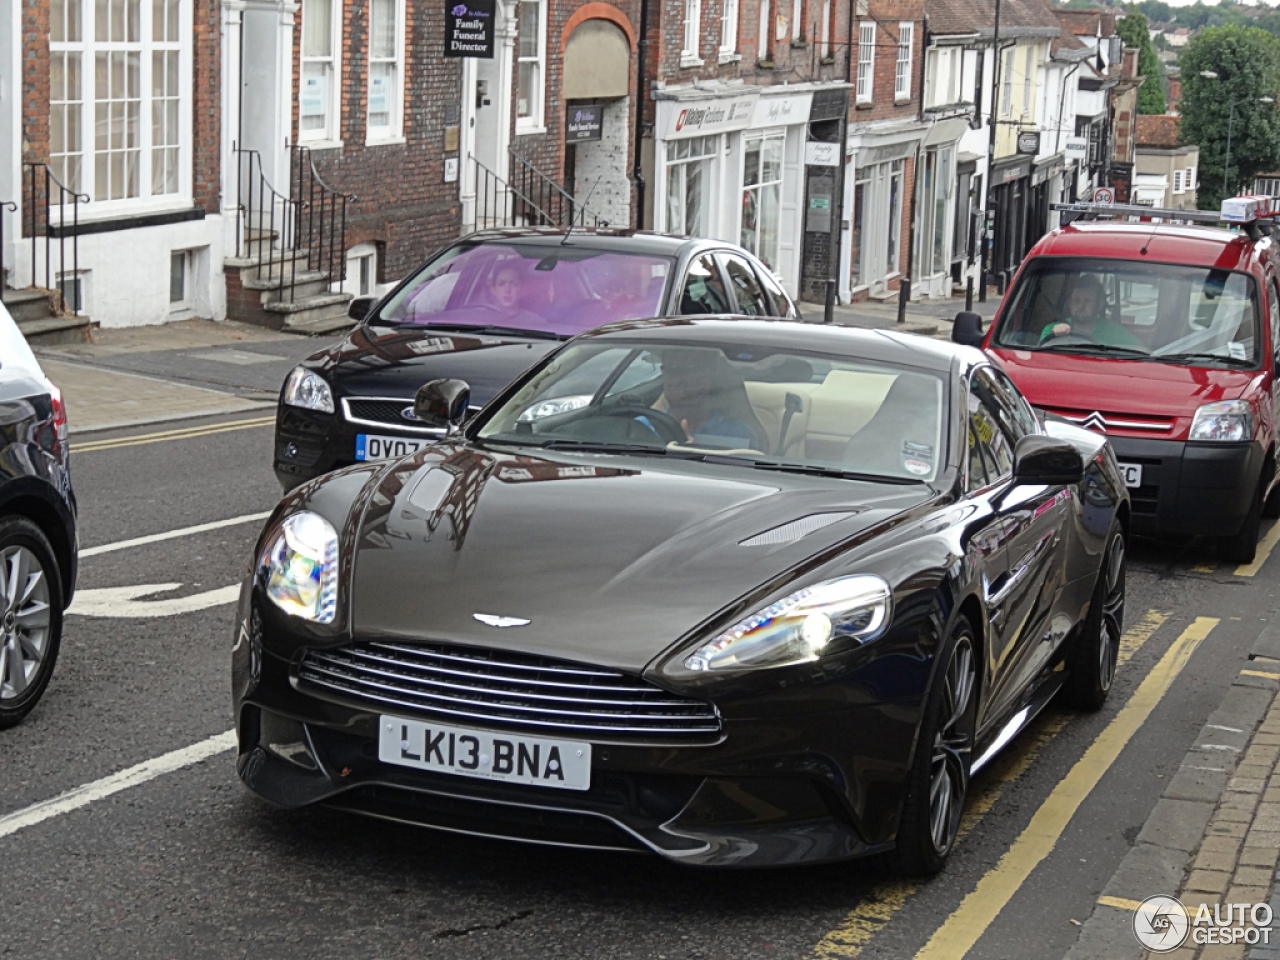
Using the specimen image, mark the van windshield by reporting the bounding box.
[992,258,1261,367]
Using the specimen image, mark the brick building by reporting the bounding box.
[1,0,227,333]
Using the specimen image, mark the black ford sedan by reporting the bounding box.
[236,318,1128,873]
[274,229,799,491]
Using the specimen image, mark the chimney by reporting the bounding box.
[1123,46,1139,78]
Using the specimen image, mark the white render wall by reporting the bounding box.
[572,98,633,229]
[9,215,227,328]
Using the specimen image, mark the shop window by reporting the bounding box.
[856,23,875,103]
[516,0,546,131]
[49,0,190,207]
[719,0,738,59]
[720,254,769,317]
[664,136,717,237]
[741,132,785,271]
[301,0,341,143]
[682,0,702,64]
[887,159,904,274]
[895,23,913,100]
[931,148,952,274]
[851,171,869,288]
[679,256,731,314]
[366,0,404,142]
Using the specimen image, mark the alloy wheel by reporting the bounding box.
[1097,535,1125,694]
[0,546,52,701]
[930,636,976,855]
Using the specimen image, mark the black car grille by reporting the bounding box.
[343,397,425,429]
[297,641,722,742]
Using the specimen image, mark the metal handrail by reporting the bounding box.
[507,149,608,228]
[233,143,300,301]
[22,163,89,315]
[467,155,554,231]
[290,145,355,298]
[0,201,15,291]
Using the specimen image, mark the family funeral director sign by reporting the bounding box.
[446,0,496,57]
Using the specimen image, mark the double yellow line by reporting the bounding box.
[72,415,276,454]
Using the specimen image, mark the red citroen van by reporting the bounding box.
[956,201,1280,563]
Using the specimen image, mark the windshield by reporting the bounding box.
[373,242,673,336]
[476,340,947,483]
[993,258,1261,366]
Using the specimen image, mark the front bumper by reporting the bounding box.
[1110,436,1264,536]
[273,405,440,492]
[232,597,920,868]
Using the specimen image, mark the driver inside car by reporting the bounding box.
[653,349,768,450]
[1040,275,1142,348]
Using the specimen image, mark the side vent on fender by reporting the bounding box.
[739,512,856,547]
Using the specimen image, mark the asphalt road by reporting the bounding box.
[2,411,1277,960]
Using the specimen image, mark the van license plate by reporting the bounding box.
[1117,463,1143,488]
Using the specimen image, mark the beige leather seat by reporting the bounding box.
[745,381,812,458]
[801,371,898,461]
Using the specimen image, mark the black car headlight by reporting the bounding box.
[259,512,339,623]
[282,366,335,414]
[683,575,893,673]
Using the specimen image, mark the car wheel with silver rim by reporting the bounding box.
[0,517,63,728]
[1067,521,1126,711]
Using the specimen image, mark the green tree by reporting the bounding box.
[1119,10,1167,113]
[1180,25,1280,209]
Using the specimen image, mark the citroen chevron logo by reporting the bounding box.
[1081,411,1107,433]
[473,613,531,628]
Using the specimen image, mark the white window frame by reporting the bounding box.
[682,0,703,65]
[757,0,770,59]
[515,0,547,132]
[719,0,739,60]
[344,242,379,297]
[365,0,405,143]
[895,22,913,100]
[300,0,342,145]
[662,135,718,237]
[819,0,831,57]
[1021,43,1033,118]
[856,22,875,104]
[790,0,801,41]
[169,249,192,311]
[1186,166,1196,191]
[1173,169,1184,195]
[1001,46,1014,119]
[48,0,193,217]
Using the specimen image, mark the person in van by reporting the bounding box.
[1040,275,1144,349]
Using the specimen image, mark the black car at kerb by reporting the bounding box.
[236,319,1127,874]
[273,229,798,490]
[0,309,77,727]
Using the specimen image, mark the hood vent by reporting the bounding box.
[739,511,855,547]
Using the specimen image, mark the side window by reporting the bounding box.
[967,415,992,492]
[720,253,770,317]
[1269,279,1280,359]
[679,256,732,315]
[754,264,792,317]
[977,366,1038,438]
[967,380,1015,491]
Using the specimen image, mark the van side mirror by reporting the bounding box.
[415,379,471,433]
[1012,435,1084,486]
[348,296,376,322]
[952,311,985,348]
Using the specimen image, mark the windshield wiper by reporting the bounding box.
[748,460,924,485]
[1149,351,1257,368]
[1034,342,1151,358]
[535,439,671,455]
[390,322,566,341]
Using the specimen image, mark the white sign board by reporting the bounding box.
[1065,136,1088,160]
[805,142,841,167]
[660,94,759,140]
[1093,186,1115,205]
[751,92,813,129]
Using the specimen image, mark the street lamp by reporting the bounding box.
[1200,72,1275,197]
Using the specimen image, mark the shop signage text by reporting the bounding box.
[752,92,814,129]
[1016,131,1041,155]
[566,104,603,143]
[445,0,495,58]
[665,95,759,139]
[1065,136,1088,160]
[805,142,841,167]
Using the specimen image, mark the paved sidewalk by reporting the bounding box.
[812,292,999,340]
[1064,646,1280,959]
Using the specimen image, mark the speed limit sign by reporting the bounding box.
[1093,187,1115,205]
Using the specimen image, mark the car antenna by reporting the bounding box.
[1140,223,1159,256]
[561,176,604,246]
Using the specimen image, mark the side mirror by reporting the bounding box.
[952,311,985,348]
[348,296,376,322]
[415,379,471,433]
[1012,435,1084,486]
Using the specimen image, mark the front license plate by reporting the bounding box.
[378,715,592,791]
[355,433,430,461]
[1118,463,1143,488]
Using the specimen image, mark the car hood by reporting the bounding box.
[990,348,1259,418]
[309,324,559,406]
[348,445,935,672]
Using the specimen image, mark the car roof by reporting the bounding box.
[1029,222,1265,274]
[575,316,976,374]
[458,227,722,258]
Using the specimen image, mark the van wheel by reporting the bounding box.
[1263,465,1280,519]
[1220,480,1263,565]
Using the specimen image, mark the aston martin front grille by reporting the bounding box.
[297,641,722,742]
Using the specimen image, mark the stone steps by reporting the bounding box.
[2,287,92,345]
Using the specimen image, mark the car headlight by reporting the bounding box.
[260,512,338,623]
[282,366,335,414]
[683,575,892,672]
[1190,400,1252,442]
[517,394,592,423]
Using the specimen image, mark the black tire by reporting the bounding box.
[1067,521,1125,711]
[892,617,978,877]
[1220,479,1263,565]
[1263,467,1280,519]
[0,517,64,729]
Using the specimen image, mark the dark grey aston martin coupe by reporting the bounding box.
[233,318,1129,875]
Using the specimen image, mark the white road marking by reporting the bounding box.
[80,512,272,559]
[0,730,236,841]
[68,582,240,618]
[1206,724,1244,733]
